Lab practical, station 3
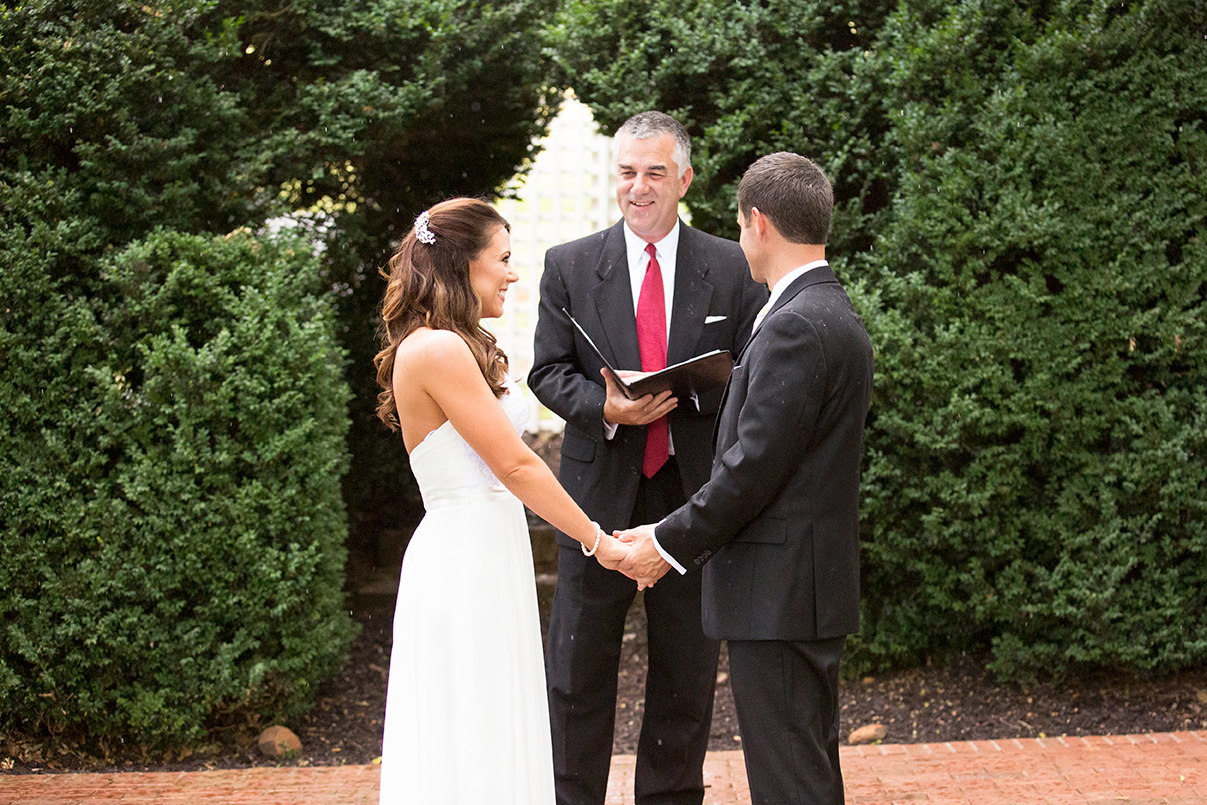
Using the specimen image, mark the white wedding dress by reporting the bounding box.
[378,378,555,804]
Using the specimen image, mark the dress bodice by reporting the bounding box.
[408,378,528,510]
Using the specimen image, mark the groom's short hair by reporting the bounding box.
[738,153,833,245]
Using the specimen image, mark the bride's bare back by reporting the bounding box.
[391,327,459,454]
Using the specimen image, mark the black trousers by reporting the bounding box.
[727,636,847,805]
[546,458,720,805]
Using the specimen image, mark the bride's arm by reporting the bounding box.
[399,330,626,566]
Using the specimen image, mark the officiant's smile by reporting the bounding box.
[615,129,694,243]
[469,224,517,319]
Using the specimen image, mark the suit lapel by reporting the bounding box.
[588,221,642,370]
[734,265,838,364]
[666,226,715,364]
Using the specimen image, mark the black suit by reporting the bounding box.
[530,220,766,805]
[655,265,874,805]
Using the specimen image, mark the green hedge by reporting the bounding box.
[0,223,355,751]
[849,0,1207,680]
[547,0,1206,681]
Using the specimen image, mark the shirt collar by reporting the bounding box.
[766,259,828,312]
[623,219,681,270]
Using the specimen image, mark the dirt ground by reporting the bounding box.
[6,600,1206,774]
[310,605,1207,765]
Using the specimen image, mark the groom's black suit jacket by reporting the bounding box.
[655,265,874,641]
[529,219,766,539]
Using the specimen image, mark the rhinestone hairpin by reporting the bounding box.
[414,210,436,244]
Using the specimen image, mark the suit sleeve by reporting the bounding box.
[655,309,826,565]
[527,248,609,442]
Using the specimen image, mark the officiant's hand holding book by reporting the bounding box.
[611,349,733,401]
[601,369,678,427]
[562,308,735,405]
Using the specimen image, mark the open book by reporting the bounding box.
[563,308,734,401]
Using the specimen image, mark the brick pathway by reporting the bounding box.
[1,731,1203,804]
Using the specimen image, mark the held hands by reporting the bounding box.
[587,523,671,590]
[591,531,630,573]
[601,368,677,427]
[613,523,671,591]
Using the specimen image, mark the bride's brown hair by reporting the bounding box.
[374,198,511,429]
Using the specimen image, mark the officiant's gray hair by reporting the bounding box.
[614,111,691,179]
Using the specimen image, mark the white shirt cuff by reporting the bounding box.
[603,419,618,440]
[652,527,687,575]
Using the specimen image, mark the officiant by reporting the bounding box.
[528,111,767,805]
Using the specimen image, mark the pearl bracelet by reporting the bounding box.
[581,523,603,557]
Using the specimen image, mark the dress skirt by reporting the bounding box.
[378,485,555,804]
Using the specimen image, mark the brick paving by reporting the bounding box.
[0,731,1203,804]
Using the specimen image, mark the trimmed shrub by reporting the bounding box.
[1,0,567,581]
[851,0,1207,679]
[549,0,1207,681]
[551,0,897,254]
[0,222,355,751]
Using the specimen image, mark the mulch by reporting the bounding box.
[613,600,1207,753]
[5,599,1206,775]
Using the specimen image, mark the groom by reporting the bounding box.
[617,153,874,805]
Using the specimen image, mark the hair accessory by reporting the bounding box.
[414,210,436,245]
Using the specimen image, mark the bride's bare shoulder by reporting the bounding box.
[395,327,473,369]
[398,328,468,357]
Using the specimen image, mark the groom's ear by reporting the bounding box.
[751,207,769,238]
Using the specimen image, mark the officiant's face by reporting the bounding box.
[616,132,693,243]
[469,225,517,319]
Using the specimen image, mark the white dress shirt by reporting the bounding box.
[602,221,681,443]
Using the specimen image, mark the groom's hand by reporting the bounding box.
[614,524,671,590]
[602,368,677,426]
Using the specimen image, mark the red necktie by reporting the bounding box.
[636,243,669,478]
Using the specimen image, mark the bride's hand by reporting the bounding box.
[613,524,670,589]
[593,532,629,572]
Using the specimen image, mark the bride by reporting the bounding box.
[372,198,626,803]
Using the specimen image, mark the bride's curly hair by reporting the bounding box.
[374,198,511,429]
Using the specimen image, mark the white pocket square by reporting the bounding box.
[704,315,727,324]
